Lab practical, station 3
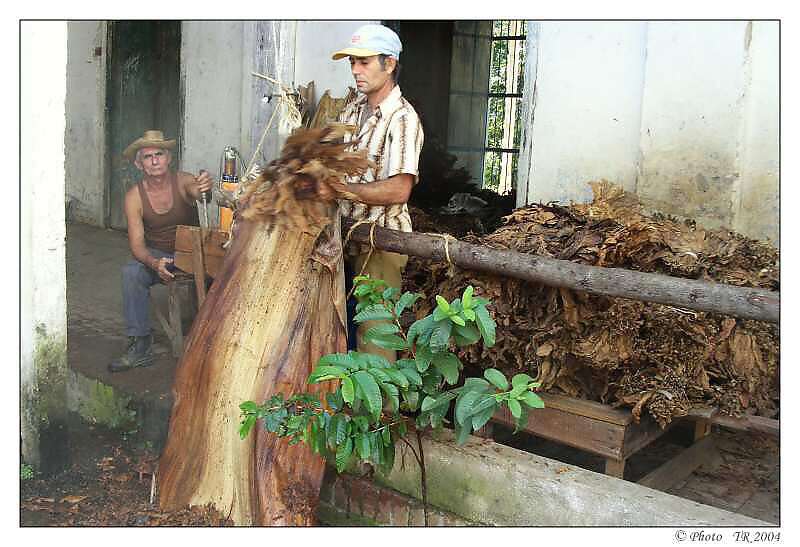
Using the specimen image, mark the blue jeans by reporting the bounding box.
[122,248,173,337]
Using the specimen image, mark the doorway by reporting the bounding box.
[105,21,181,230]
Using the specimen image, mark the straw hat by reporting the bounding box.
[123,130,176,161]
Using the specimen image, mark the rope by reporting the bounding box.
[344,216,384,299]
[425,233,456,267]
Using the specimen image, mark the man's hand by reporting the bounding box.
[154,257,175,282]
[194,169,213,196]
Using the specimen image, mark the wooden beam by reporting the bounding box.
[343,220,779,323]
[637,434,721,491]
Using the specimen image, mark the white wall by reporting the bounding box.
[295,21,368,101]
[65,21,107,227]
[180,21,247,227]
[21,21,69,467]
[519,21,779,242]
[519,21,648,206]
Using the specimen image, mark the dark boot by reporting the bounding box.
[108,335,154,373]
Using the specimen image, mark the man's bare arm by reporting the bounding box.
[124,189,174,281]
[331,173,415,205]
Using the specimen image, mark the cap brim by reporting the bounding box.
[332,47,382,60]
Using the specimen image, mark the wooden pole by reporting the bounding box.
[343,220,779,323]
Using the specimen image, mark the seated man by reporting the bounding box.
[109,130,213,372]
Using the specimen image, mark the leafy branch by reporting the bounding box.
[239,276,545,517]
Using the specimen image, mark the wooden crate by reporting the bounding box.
[174,225,228,278]
[491,393,672,478]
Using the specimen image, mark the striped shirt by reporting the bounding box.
[337,85,424,236]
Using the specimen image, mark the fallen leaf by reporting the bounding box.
[61,495,88,504]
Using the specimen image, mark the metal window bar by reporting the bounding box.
[483,20,525,194]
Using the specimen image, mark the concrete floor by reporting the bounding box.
[65,220,780,525]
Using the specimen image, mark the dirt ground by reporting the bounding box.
[20,415,232,527]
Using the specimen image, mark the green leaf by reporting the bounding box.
[327,414,343,449]
[335,415,349,445]
[462,286,474,309]
[356,433,371,459]
[462,377,491,393]
[402,390,419,411]
[453,323,481,347]
[484,368,509,390]
[463,308,476,322]
[354,283,373,296]
[508,398,522,419]
[435,295,450,313]
[455,390,482,426]
[471,399,497,431]
[239,401,258,414]
[352,371,383,421]
[360,353,391,369]
[380,382,400,413]
[450,315,466,326]
[238,415,256,439]
[514,406,529,433]
[368,334,409,351]
[379,441,395,473]
[335,437,353,473]
[474,305,496,347]
[407,315,434,346]
[395,292,421,317]
[307,365,348,383]
[414,344,433,372]
[318,353,359,370]
[364,323,400,337]
[511,373,534,388]
[455,422,472,445]
[433,352,461,385]
[354,304,394,323]
[522,391,545,409]
[382,287,401,301]
[399,367,423,386]
[421,391,458,413]
[341,376,355,404]
[429,320,453,353]
[326,390,344,412]
[367,368,392,384]
[381,368,409,388]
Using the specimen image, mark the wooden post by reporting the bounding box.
[190,230,207,308]
[342,220,779,323]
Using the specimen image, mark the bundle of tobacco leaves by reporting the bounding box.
[239,124,371,233]
[404,180,779,427]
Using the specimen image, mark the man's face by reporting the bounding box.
[349,55,394,95]
[135,147,171,177]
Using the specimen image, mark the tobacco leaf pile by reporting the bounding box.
[405,180,779,427]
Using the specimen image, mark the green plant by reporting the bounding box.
[239,276,544,521]
[21,463,34,481]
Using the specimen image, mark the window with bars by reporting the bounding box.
[483,20,526,194]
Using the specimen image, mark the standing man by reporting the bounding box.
[109,130,213,372]
[329,24,424,361]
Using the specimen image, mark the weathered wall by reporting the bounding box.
[180,21,247,227]
[519,21,779,243]
[518,21,647,206]
[65,21,107,227]
[21,21,69,471]
[295,21,370,102]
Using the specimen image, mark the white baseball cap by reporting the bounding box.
[332,24,402,60]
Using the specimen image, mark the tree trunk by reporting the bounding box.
[158,213,346,525]
[343,220,779,323]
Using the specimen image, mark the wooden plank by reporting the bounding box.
[637,434,720,491]
[685,408,779,436]
[174,225,227,278]
[604,458,625,479]
[540,393,633,426]
[492,404,626,460]
[621,415,673,459]
[343,219,779,323]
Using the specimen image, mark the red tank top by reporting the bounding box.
[138,172,199,253]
